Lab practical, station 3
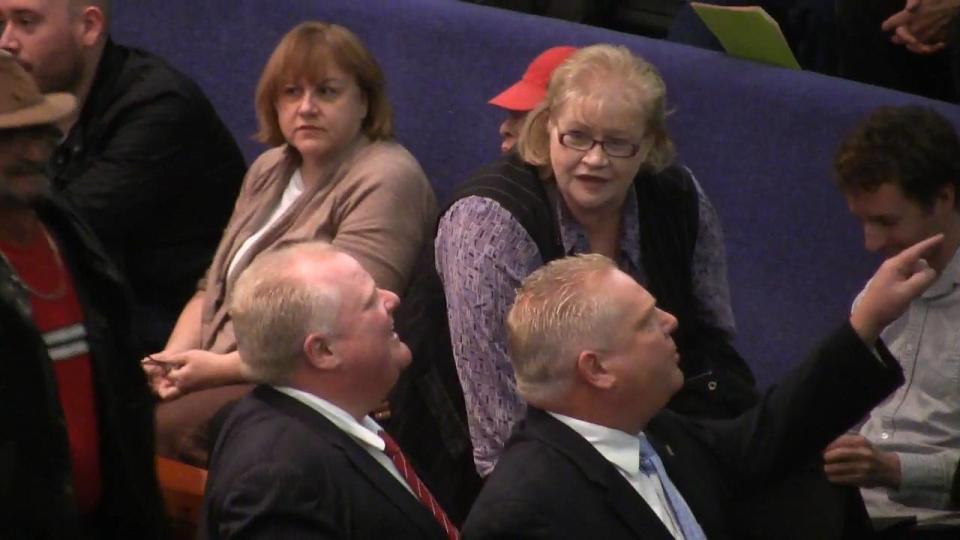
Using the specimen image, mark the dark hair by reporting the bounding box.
[834,106,960,210]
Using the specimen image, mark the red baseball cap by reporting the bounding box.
[488,46,577,112]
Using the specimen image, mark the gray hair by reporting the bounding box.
[229,242,342,385]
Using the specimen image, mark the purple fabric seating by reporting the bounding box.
[114,0,960,387]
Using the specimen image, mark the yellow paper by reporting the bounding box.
[691,3,801,70]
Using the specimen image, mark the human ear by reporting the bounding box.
[77,6,106,48]
[576,350,615,390]
[304,333,340,370]
[936,183,956,212]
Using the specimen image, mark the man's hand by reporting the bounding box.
[850,234,942,343]
[882,0,959,55]
[823,434,902,488]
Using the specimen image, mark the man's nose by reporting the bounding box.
[659,309,678,334]
[863,226,885,253]
[0,24,20,54]
[381,289,400,312]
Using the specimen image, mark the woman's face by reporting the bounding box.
[275,64,368,162]
[548,94,646,218]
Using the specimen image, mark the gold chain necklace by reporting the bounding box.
[0,225,68,301]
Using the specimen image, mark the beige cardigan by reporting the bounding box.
[198,138,437,353]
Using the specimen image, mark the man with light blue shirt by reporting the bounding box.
[826,105,960,532]
[200,242,458,540]
[463,238,940,539]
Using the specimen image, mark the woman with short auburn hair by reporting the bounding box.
[254,21,393,145]
[144,21,437,465]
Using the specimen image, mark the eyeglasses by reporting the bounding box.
[557,131,641,158]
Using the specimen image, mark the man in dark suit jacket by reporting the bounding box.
[462,237,942,540]
[200,242,457,539]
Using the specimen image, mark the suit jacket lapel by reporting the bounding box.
[522,408,674,540]
[254,387,443,539]
[645,413,724,539]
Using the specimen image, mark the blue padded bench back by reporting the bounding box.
[113,0,960,387]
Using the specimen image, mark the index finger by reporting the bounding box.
[894,24,923,46]
[823,446,868,464]
[883,11,914,31]
[891,233,944,268]
[882,0,922,31]
[142,356,175,376]
[825,433,866,451]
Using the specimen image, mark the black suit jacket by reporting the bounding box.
[201,386,449,540]
[462,323,903,539]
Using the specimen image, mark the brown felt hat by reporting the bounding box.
[0,50,76,130]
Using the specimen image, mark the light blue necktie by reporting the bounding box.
[638,435,708,540]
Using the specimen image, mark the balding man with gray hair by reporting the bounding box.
[464,236,943,540]
[201,241,458,540]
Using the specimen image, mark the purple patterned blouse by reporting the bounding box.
[435,172,734,476]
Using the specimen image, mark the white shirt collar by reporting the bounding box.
[923,243,960,299]
[549,412,642,476]
[273,385,386,452]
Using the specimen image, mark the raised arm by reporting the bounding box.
[707,235,941,489]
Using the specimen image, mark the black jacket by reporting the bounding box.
[388,154,758,523]
[50,38,246,352]
[0,197,165,538]
[201,386,449,540]
[462,323,901,540]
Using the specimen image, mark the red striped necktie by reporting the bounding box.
[379,430,460,540]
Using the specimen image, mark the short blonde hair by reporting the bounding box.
[254,21,393,147]
[507,254,622,402]
[517,44,674,173]
[229,242,343,385]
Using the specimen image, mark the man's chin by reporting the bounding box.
[671,370,685,393]
[397,346,413,369]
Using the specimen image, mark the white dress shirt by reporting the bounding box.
[273,386,415,496]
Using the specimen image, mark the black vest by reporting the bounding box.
[388,153,758,523]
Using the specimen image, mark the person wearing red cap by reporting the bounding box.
[488,46,577,154]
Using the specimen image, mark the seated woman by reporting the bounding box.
[144,21,437,465]
[434,44,758,476]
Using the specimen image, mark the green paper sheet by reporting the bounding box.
[691,3,801,70]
